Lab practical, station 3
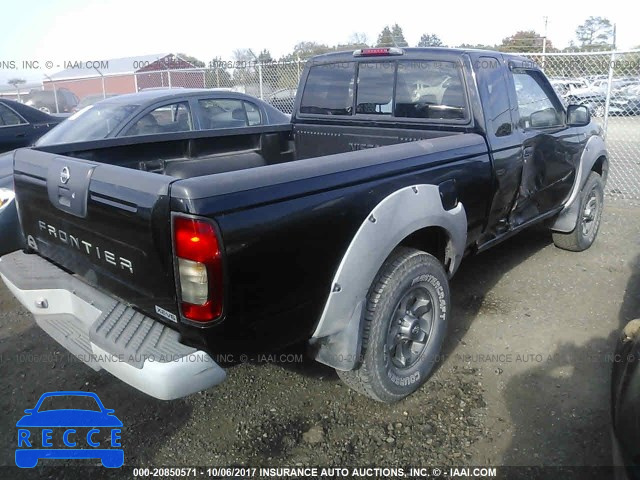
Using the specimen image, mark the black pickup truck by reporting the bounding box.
[0,48,608,403]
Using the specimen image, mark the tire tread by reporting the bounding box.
[552,171,604,252]
[338,247,446,402]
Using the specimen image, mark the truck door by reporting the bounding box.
[507,66,578,226]
[471,54,520,238]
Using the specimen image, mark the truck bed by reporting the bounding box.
[12,121,491,353]
[36,123,464,179]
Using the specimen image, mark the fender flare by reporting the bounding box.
[308,184,467,370]
[552,135,608,233]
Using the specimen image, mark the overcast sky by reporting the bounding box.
[0,0,637,84]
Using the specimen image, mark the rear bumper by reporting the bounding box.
[0,251,226,400]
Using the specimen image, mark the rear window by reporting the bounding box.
[300,60,467,122]
[356,62,395,115]
[35,103,139,145]
[300,63,355,115]
[198,99,262,129]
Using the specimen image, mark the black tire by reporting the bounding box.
[337,247,450,403]
[552,171,604,252]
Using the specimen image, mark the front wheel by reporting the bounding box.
[552,171,604,252]
[337,247,450,403]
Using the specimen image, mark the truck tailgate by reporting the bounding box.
[12,148,179,324]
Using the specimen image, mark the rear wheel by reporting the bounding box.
[552,171,604,252]
[337,247,449,403]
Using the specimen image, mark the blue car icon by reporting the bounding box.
[16,391,123,468]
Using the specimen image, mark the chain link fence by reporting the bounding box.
[37,51,640,202]
[132,60,305,114]
[521,50,640,202]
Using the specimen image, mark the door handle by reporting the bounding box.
[15,133,26,138]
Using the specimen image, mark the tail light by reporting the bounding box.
[173,216,224,323]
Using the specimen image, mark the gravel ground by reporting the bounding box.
[0,200,638,478]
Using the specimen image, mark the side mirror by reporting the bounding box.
[530,108,559,128]
[567,104,590,127]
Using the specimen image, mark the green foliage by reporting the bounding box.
[257,49,273,63]
[7,78,26,87]
[575,16,614,50]
[498,30,556,53]
[377,24,408,47]
[376,26,395,47]
[391,24,409,47]
[456,43,495,50]
[280,41,332,62]
[417,34,444,47]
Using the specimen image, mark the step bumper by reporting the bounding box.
[0,251,226,400]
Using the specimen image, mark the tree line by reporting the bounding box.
[225,15,621,64]
[6,16,632,91]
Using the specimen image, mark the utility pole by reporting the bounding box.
[541,16,549,70]
[94,66,106,99]
[43,74,59,114]
[248,49,263,100]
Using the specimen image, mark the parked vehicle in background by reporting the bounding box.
[571,79,638,98]
[612,319,640,480]
[582,75,608,85]
[0,99,65,153]
[35,88,290,145]
[0,89,289,256]
[610,84,640,116]
[0,98,66,256]
[0,154,20,256]
[267,88,298,114]
[567,79,640,117]
[0,48,608,404]
[23,89,79,114]
[71,94,119,113]
[549,79,588,98]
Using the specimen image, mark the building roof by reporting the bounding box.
[46,53,195,81]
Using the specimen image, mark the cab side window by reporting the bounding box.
[474,57,512,136]
[0,104,26,126]
[199,99,249,129]
[126,102,193,136]
[244,101,261,126]
[512,70,563,129]
[394,60,467,120]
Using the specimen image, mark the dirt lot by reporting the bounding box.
[0,200,638,478]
